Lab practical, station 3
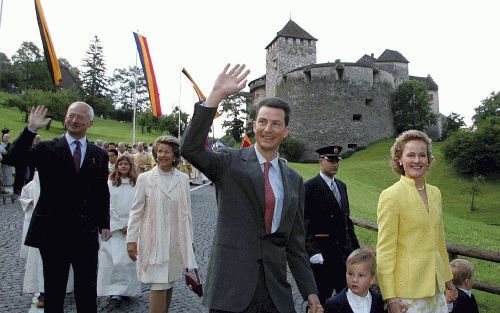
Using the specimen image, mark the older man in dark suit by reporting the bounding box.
[181,64,322,313]
[8,103,111,313]
[304,146,360,305]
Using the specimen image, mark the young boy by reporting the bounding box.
[325,248,384,313]
[449,259,479,313]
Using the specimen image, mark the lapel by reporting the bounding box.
[56,136,76,174]
[241,147,265,222]
[278,158,291,227]
[151,166,180,198]
[339,289,354,313]
[316,175,338,210]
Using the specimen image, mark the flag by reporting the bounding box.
[240,134,252,149]
[181,68,206,101]
[181,67,221,118]
[133,32,162,117]
[34,0,62,86]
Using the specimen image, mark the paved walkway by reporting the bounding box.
[0,184,309,312]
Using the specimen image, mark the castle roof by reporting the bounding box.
[409,75,439,91]
[248,74,266,92]
[376,49,409,63]
[356,54,376,66]
[266,20,317,49]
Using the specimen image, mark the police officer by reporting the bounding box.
[304,145,360,304]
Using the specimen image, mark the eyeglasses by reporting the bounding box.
[255,119,284,130]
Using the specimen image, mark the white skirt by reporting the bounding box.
[402,292,448,313]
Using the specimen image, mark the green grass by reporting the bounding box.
[290,139,499,312]
[0,101,163,145]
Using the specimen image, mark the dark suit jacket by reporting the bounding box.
[325,287,385,313]
[304,174,359,261]
[8,128,109,250]
[181,104,317,313]
[451,289,479,313]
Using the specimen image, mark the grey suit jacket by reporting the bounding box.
[181,104,317,313]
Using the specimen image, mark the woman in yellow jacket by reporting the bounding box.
[377,130,457,313]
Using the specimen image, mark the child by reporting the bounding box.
[449,259,479,313]
[325,248,384,313]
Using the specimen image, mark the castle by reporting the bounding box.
[248,20,442,161]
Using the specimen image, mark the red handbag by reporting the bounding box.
[185,269,203,297]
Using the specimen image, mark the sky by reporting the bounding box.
[1,0,499,137]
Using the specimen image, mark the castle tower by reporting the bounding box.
[265,20,317,97]
[374,49,409,86]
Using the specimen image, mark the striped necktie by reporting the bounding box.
[330,180,342,206]
[73,141,81,172]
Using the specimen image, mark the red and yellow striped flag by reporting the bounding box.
[133,32,162,117]
[34,0,62,86]
[240,134,252,149]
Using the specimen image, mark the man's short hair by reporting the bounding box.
[108,149,118,157]
[346,248,377,276]
[68,102,94,121]
[450,259,474,286]
[255,97,291,126]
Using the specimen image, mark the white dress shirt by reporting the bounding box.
[65,133,87,167]
[346,288,372,313]
[254,148,284,233]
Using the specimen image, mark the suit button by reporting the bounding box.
[330,214,334,218]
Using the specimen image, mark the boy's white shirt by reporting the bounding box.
[347,288,372,313]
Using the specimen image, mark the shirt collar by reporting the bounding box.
[459,287,472,297]
[320,172,335,184]
[65,132,87,147]
[254,147,280,169]
[347,288,371,304]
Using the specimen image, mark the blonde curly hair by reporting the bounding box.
[390,130,434,175]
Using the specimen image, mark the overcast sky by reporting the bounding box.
[1,0,499,137]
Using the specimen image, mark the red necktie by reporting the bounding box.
[73,141,81,173]
[264,162,275,234]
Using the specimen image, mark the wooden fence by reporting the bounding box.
[351,217,500,295]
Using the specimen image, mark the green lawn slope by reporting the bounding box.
[290,139,499,312]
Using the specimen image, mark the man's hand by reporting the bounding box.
[28,106,51,131]
[310,253,324,265]
[307,294,323,313]
[204,63,250,108]
[100,229,112,241]
[127,242,138,262]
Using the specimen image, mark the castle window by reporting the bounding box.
[365,98,374,106]
[304,69,311,82]
[308,40,311,47]
[429,94,434,101]
[336,68,344,80]
[353,114,362,121]
[273,58,277,70]
[348,144,357,149]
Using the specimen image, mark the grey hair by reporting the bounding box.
[68,101,95,121]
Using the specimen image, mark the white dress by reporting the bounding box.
[126,167,197,285]
[20,173,74,294]
[97,178,141,297]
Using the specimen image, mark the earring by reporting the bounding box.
[399,162,402,166]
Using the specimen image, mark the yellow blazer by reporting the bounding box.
[376,175,452,300]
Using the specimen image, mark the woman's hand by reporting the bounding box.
[120,226,128,235]
[386,298,408,313]
[127,242,138,262]
[445,280,458,302]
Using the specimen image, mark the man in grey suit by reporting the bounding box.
[181,64,322,313]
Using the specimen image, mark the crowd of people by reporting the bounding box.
[3,63,479,313]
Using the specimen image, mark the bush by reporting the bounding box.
[279,136,304,162]
[443,116,500,175]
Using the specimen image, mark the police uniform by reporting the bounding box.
[304,145,360,305]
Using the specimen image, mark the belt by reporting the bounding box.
[314,234,330,238]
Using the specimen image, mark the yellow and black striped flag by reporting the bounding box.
[34,0,62,86]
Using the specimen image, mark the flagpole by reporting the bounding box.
[178,68,182,139]
[132,30,139,145]
[0,0,4,30]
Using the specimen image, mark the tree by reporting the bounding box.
[110,66,148,121]
[443,116,500,176]
[462,175,485,211]
[390,80,436,134]
[472,91,499,127]
[0,52,18,89]
[442,112,466,140]
[220,92,251,141]
[81,36,109,99]
[11,41,52,90]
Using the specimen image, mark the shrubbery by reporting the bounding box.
[279,136,304,162]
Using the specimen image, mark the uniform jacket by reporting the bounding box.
[304,174,359,260]
[181,104,317,313]
[324,287,385,313]
[8,128,109,250]
[376,175,453,299]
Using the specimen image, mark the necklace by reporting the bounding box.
[416,185,425,191]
